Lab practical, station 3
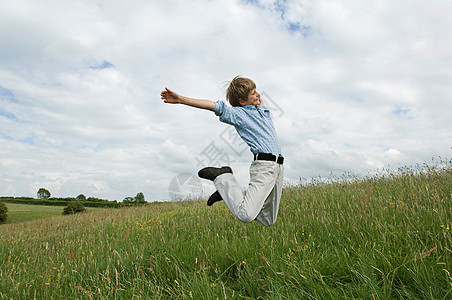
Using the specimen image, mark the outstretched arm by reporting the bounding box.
[161,88,215,111]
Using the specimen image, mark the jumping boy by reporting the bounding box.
[161,76,284,226]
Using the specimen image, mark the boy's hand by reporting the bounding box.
[160,88,215,111]
[161,88,181,104]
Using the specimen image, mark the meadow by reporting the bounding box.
[0,161,451,299]
[3,203,102,224]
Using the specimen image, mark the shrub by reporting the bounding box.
[0,202,7,224]
[63,201,86,215]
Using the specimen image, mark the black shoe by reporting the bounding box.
[207,191,223,206]
[198,166,232,181]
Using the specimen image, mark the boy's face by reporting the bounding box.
[240,89,261,106]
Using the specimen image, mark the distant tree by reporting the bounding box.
[37,188,51,199]
[0,202,7,224]
[123,197,134,204]
[63,201,86,215]
[135,192,146,204]
[76,194,86,201]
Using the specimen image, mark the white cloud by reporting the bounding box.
[0,0,451,201]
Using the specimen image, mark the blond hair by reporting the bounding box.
[226,76,256,107]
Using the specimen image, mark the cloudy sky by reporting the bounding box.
[1,0,451,202]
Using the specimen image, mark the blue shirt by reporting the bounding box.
[214,101,282,156]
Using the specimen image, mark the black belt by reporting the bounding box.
[254,153,284,164]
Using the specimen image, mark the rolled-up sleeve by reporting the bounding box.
[214,100,225,116]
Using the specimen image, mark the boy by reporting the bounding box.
[161,76,284,226]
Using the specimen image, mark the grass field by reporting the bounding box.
[3,203,103,224]
[0,161,451,299]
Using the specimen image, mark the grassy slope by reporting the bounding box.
[3,203,102,224]
[0,163,451,299]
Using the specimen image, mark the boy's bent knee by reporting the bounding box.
[237,215,254,223]
[236,211,255,223]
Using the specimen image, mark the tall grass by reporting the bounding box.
[3,203,102,224]
[0,161,451,299]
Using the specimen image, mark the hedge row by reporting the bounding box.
[0,197,123,208]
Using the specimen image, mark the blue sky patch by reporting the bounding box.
[240,0,312,37]
[392,106,411,118]
[89,60,114,70]
[288,22,312,37]
[288,22,300,32]
[0,133,13,141]
[0,86,19,103]
[0,132,35,145]
[0,108,17,120]
[241,0,262,7]
[19,137,35,145]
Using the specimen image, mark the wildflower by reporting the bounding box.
[210,283,216,288]
[242,259,247,265]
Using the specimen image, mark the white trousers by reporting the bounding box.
[214,160,284,226]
